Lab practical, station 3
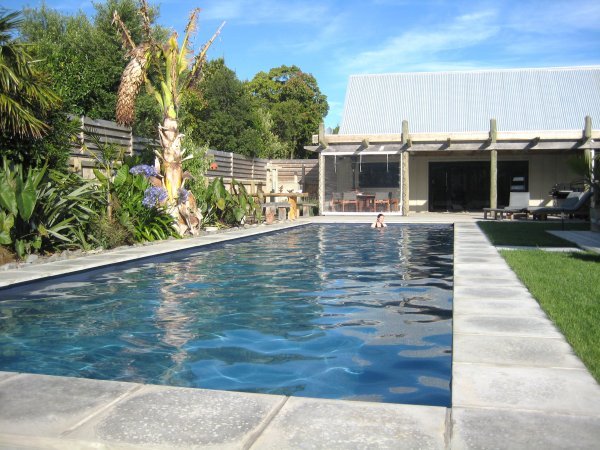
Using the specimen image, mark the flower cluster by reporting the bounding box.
[177,187,190,204]
[142,186,168,208]
[130,165,159,178]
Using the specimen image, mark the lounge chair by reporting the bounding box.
[483,192,530,220]
[503,192,530,219]
[527,190,592,221]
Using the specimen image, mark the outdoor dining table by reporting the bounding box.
[356,193,375,212]
[258,192,309,220]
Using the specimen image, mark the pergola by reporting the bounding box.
[309,117,599,215]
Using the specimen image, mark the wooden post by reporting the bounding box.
[318,152,325,215]
[401,120,410,215]
[489,118,498,209]
[318,122,326,147]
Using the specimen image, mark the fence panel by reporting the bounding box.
[67,116,315,191]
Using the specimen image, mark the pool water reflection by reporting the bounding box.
[0,224,453,406]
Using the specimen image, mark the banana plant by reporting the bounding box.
[112,0,225,235]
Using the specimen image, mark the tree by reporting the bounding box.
[247,65,328,158]
[181,58,286,158]
[0,9,60,139]
[19,1,162,137]
[113,0,224,234]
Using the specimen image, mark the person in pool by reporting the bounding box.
[371,213,387,228]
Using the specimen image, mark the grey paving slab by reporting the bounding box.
[453,297,547,318]
[252,397,448,450]
[454,275,525,288]
[0,373,137,437]
[454,315,563,337]
[453,267,529,281]
[549,230,600,254]
[66,384,285,449]
[451,407,600,450]
[453,334,586,368]
[0,372,19,383]
[453,363,600,415]
[454,285,534,299]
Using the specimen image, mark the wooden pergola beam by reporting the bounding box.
[490,119,498,209]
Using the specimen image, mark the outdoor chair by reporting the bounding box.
[375,192,391,212]
[527,190,592,221]
[331,192,342,211]
[484,191,530,220]
[341,191,358,212]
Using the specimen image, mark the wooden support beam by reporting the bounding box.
[584,115,592,140]
[525,136,541,150]
[402,120,412,147]
[402,151,409,215]
[490,119,498,209]
[318,122,327,147]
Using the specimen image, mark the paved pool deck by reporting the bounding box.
[0,215,599,449]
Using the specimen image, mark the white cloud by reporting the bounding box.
[341,9,500,73]
[506,0,600,33]
[202,0,329,25]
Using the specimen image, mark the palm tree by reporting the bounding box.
[112,1,224,234]
[0,9,60,138]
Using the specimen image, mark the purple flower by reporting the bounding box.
[142,186,168,208]
[130,165,160,178]
[177,187,190,204]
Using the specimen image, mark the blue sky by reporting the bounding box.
[6,0,600,128]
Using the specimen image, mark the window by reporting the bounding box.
[358,162,399,188]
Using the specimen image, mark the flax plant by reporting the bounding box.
[112,1,224,234]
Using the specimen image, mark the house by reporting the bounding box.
[307,66,600,215]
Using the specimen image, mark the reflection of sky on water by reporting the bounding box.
[0,224,453,406]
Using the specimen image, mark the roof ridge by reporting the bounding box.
[348,65,600,79]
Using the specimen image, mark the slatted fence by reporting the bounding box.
[68,116,318,195]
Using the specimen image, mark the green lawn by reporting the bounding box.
[478,220,600,381]
[477,221,590,247]
[500,250,600,382]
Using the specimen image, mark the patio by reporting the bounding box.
[0,215,599,449]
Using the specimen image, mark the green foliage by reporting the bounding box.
[110,164,179,243]
[182,59,284,158]
[89,213,133,249]
[197,177,262,227]
[501,249,600,382]
[181,139,210,197]
[0,113,79,171]
[83,134,179,245]
[247,65,328,158]
[0,9,60,139]
[0,157,103,257]
[19,1,163,136]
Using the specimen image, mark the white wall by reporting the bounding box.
[407,151,581,212]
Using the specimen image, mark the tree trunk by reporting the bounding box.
[159,117,183,204]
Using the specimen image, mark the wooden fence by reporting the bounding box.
[69,116,318,195]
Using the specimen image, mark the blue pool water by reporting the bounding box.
[0,224,453,406]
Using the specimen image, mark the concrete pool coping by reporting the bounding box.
[0,215,599,449]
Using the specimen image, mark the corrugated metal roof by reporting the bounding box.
[339,66,600,134]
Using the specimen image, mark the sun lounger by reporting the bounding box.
[483,192,530,220]
[527,190,592,220]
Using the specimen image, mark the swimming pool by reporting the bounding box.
[0,224,453,406]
